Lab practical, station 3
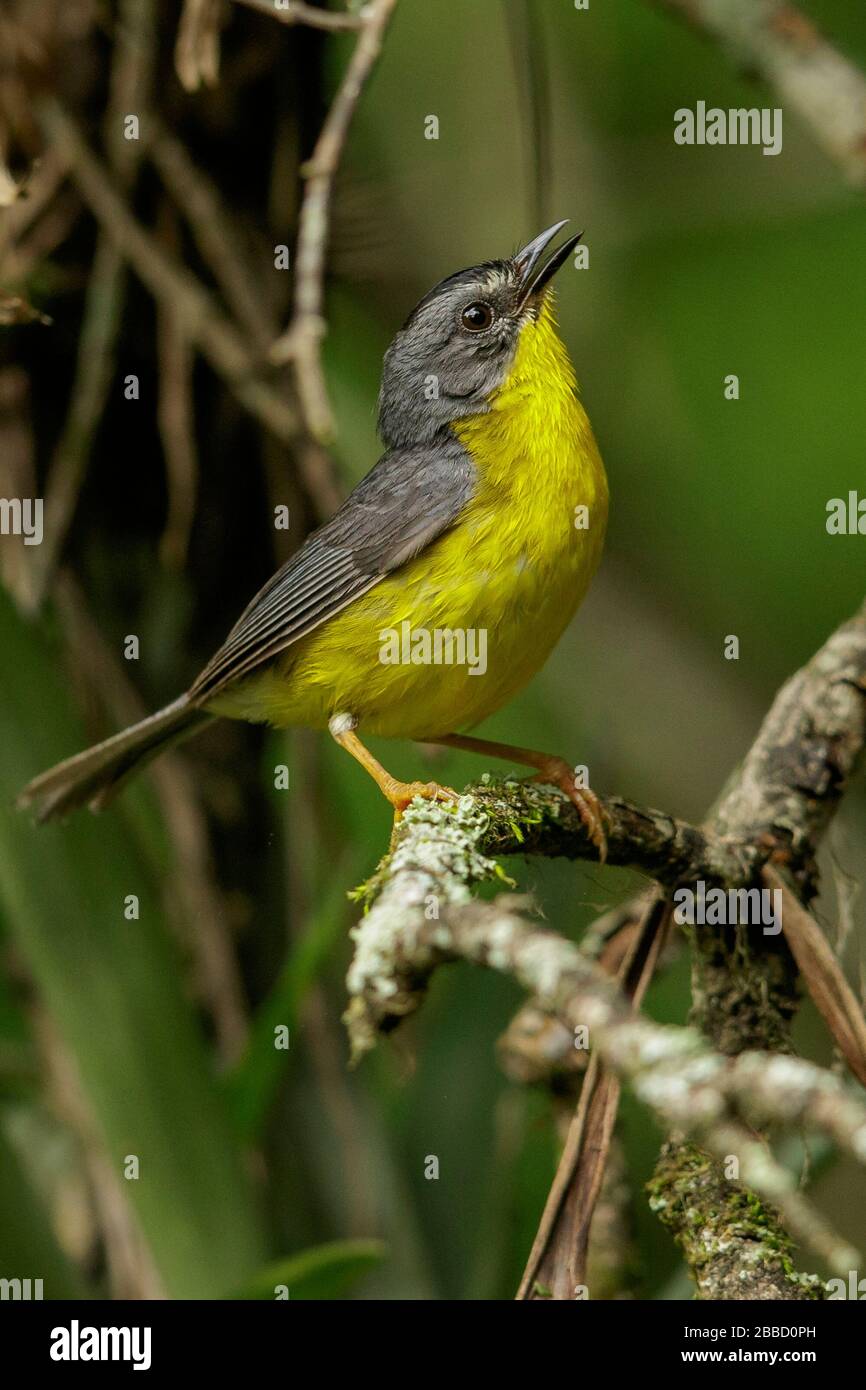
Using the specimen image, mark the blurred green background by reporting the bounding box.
[0,0,865,1299]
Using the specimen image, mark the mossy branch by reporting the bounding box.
[345,600,866,1296]
[345,887,866,1278]
[648,1144,827,1301]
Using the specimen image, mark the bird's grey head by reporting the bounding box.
[377,221,581,448]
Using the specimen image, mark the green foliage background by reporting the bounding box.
[0,0,864,1299]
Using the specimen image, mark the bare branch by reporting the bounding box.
[0,288,51,325]
[690,600,866,1059]
[270,0,399,441]
[653,0,866,186]
[147,114,276,352]
[772,865,866,1088]
[713,601,866,883]
[233,0,365,34]
[146,116,345,516]
[36,101,353,524]
[0,149,68,260]
[175,0,223,92]
[26,0,156,609]
[156,259,199,569]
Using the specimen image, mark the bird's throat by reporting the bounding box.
[451,296,598,501]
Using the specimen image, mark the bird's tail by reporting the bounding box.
[17,695,213,823]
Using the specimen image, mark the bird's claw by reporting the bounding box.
[526,757,608,863]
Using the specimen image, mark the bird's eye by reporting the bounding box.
[461,302,495,332]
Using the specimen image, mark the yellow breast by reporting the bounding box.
[217,298,608,738]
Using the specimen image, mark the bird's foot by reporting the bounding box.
[385,778,459,820]
[525,755,608,862]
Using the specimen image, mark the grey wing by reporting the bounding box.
[188,438,476,703]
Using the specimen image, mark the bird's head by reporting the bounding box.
[378,221,581,447]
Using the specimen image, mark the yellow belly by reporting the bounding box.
[211,302,608,739]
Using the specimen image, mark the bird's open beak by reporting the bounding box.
[514,220,582,308]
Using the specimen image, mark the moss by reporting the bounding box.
[648,1143,827,1300]
[690,921,799,1057]
[349,777,554,909]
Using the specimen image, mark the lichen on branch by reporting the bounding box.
[344,601,866,1293]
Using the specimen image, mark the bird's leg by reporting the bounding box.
[422,731,607,861]
[329,715,458,820]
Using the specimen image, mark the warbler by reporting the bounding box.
[19,222,609,847]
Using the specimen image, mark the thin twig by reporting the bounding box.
[233,0,365,34]
[28,0,155,609]
[147,114,275,352]
[270,0,399,441]
[156,209,200,569]
[147,117,344,515]
[38,101,340,519]
[1,187,80,287]
[502,0,551,232]
[0,148,68,265]
[517,896,671,1300]
[175,0,223,92]
[27,236,126,611]
[32,1006,166,1299]
[771,865,866,1088]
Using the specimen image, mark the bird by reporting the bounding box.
[18,221,609,850]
